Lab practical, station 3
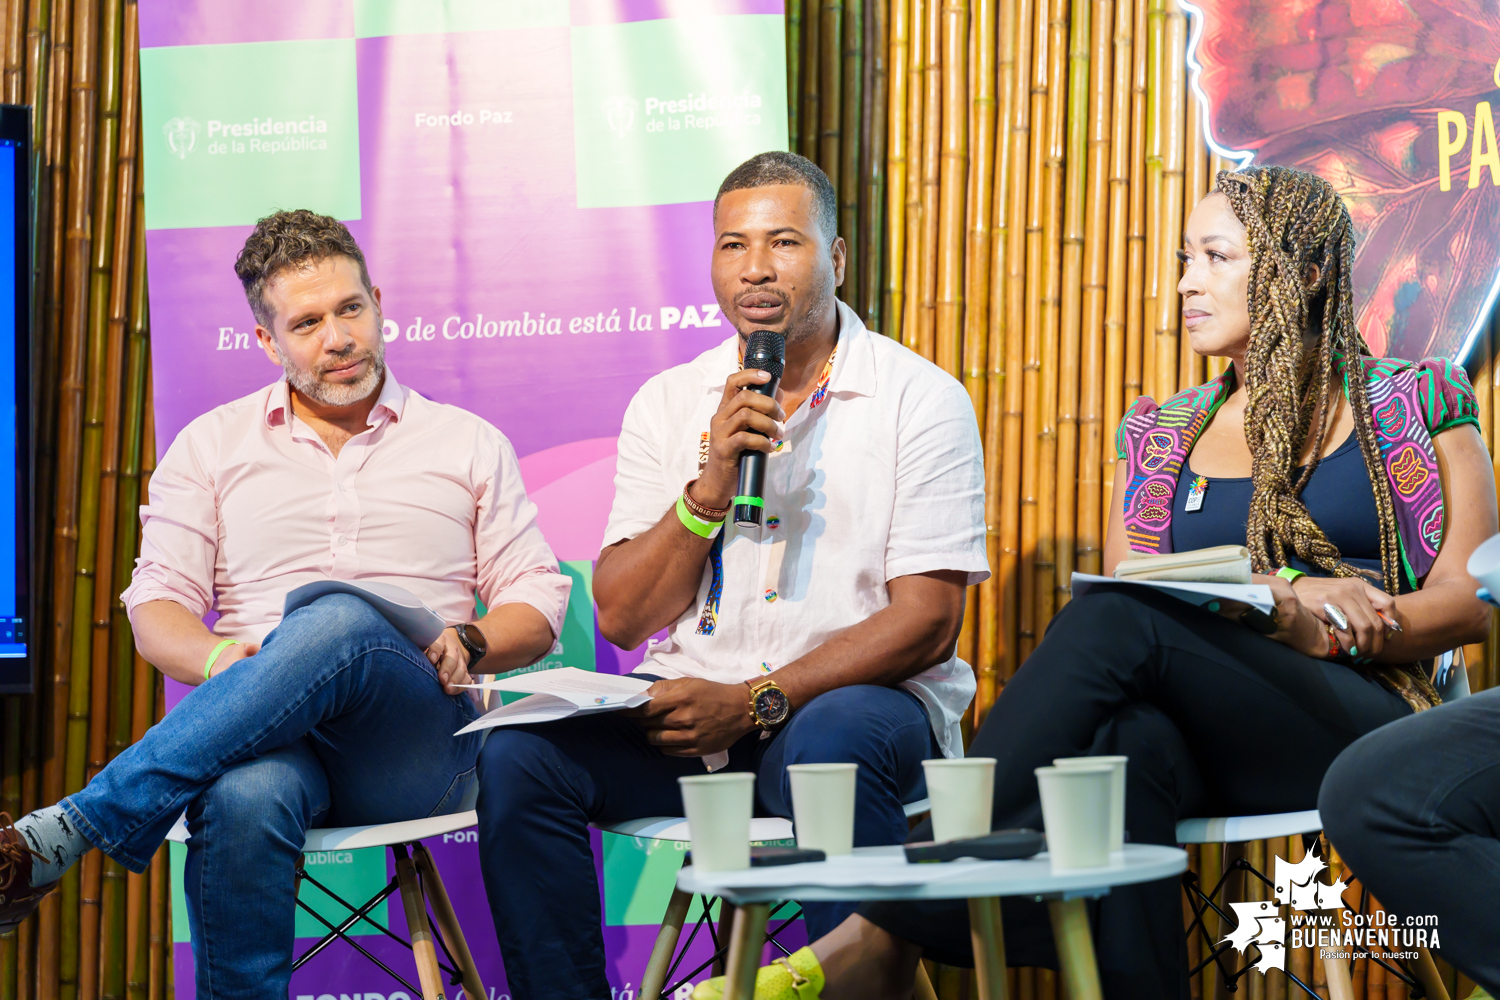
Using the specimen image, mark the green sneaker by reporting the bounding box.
[691,946,825,1000]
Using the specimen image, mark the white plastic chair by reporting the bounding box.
[168,799,485,1000]
[1174,649,1469,1000]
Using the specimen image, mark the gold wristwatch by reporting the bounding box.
[746,677,792,731]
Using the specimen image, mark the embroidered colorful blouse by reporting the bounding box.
[1113,356,1478,591]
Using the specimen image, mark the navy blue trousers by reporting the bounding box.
[475,683,936,1000]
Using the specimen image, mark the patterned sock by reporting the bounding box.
[14,804,93,886]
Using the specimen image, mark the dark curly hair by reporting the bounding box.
[234,209,372,328]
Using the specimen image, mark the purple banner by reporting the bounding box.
[140,0,789,994]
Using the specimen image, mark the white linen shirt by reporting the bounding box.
[602,301,988,756]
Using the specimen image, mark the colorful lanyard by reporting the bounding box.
[807,348,836,408]
[737,343,839,411]
[696,343,837,636]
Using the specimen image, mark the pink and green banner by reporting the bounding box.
[138,1,789,995]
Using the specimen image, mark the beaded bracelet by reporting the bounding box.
[682,479,729,521]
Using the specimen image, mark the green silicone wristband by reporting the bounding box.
[204,638,241,681]
[676,495,723,539]
[1275,567,1306,584]
[730,496,765,508]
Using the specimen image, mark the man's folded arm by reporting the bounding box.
[130,599,254,686]
[469,569,566,673]
[593,383,717,649]
[122,425,240,685]
[470,428,575,671]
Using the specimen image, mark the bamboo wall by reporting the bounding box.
[789,0,1496,997]
[794,0,1500,721]
[794,0,1250,719]
[0,0,169,997]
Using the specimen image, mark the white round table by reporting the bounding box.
[676,843,1188,1000]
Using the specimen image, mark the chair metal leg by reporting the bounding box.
[412,844,484,1000]
[1047,898,1103,1000]
[642,888,694,1000]
[967,897,1009,1000]
[721,903,770,1000]
[1409,948,1451,1000]
[394,844,446,1000]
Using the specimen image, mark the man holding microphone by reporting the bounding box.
[475,151,989,999]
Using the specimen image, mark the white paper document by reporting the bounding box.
[456,667,652,734]
[1070,573,1276,613]
[283,579,448,648]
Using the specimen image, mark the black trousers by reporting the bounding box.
[1320,686,1500,993]
[860,587,1411,998]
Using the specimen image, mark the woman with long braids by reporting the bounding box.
[693,166,1498,998]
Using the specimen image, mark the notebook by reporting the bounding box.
[1112,544,1252,584]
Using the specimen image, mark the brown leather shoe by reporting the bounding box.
[0,812,57,930]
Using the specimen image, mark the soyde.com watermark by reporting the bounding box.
[1222,846,1441,973]
[1287,908,1440,961]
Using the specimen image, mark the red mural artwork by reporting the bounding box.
[1186,0,1500,361]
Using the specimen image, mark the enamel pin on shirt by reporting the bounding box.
[1184,474,1209,512]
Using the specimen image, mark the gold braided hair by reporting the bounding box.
[1215,166,1403,595]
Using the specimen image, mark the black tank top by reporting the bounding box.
[1169,432,1402,590]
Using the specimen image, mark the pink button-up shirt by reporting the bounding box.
[122,370,571,647]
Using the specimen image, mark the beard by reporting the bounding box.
[781,281,836,346]
[282,337,386,407]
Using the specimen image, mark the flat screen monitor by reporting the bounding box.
[0,105,30,692]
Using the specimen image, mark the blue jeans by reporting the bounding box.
[61,594,483,1000]
[475,683,937,1000]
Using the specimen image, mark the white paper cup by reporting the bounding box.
[679,772,755,873]
[1054,755,1127,852]
[922,757,996,843]
[1035,765,1113,870]
[787,763,858,856]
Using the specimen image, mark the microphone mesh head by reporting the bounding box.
[742,331,786,381]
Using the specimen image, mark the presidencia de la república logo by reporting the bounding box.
[161,116,199,159]
[570,13,786,209]
[140,37,360,230]
[1221,846,1441,974]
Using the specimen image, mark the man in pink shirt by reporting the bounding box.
[0,210,571,997]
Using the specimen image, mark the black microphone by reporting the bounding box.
[733,331,786,527]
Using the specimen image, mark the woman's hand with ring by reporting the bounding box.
[1271,574,1397,660]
